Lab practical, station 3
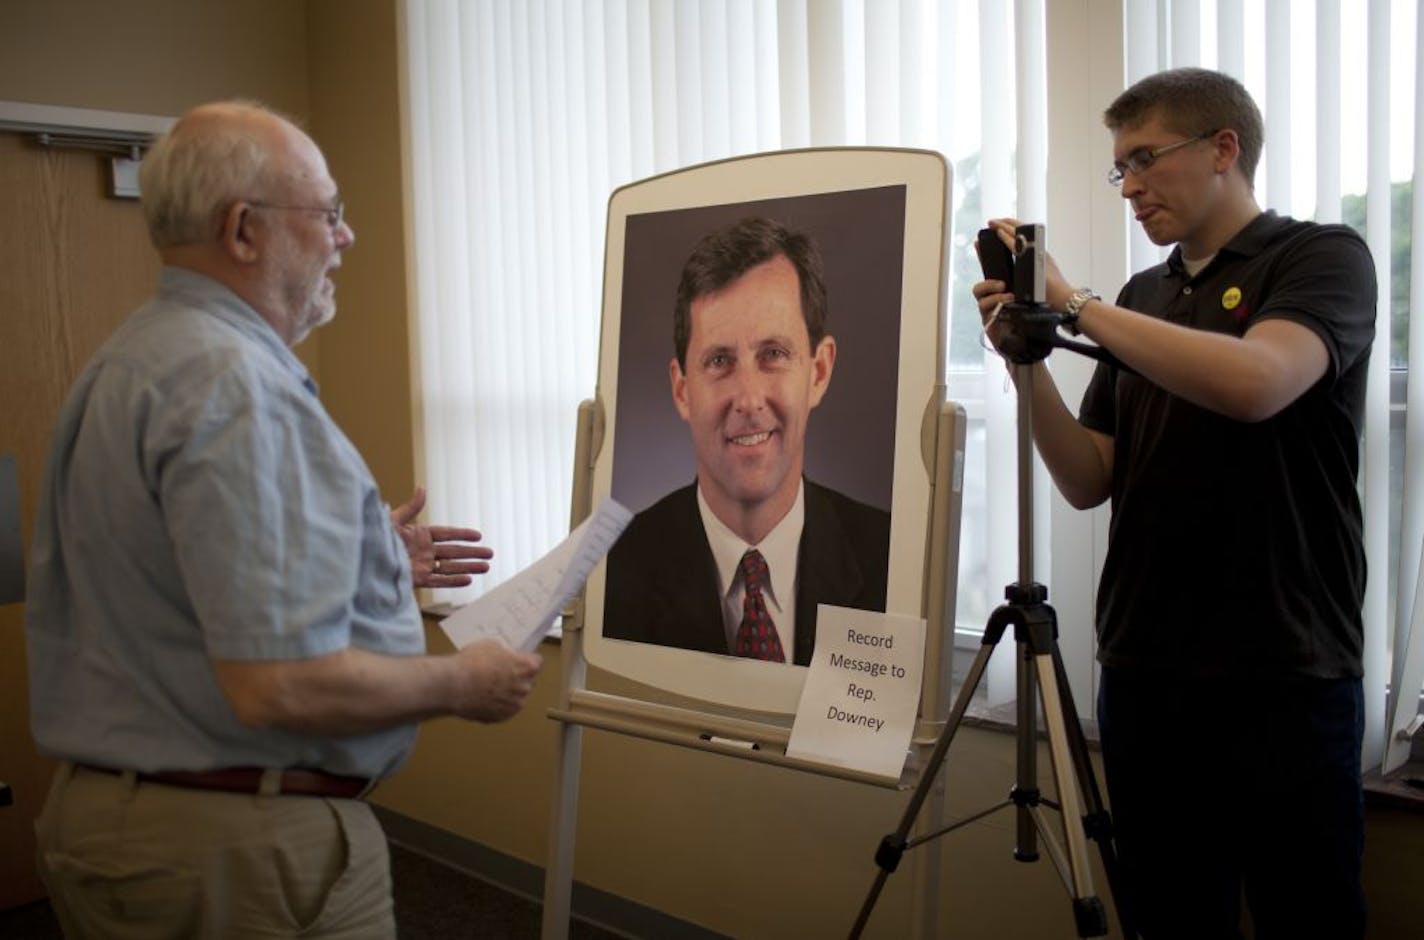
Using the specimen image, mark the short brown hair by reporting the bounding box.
[672,217,828,369]
[1104,67,1264,187]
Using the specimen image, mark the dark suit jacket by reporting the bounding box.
[602,479,891,666]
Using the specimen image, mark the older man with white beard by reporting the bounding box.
[26,101,542,938]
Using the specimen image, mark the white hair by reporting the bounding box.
[138,101,284,249]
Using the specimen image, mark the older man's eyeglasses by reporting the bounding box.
[247,198,345,230]
[1106,131,1219,187]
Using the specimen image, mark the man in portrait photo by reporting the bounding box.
[603,216,891,665]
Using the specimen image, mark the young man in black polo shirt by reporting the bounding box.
[974,68,1375,938]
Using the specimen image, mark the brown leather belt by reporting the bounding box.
[78,764,371,799]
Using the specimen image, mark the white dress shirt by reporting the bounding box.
[696,481,805,661]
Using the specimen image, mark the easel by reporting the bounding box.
[539,393,967,939]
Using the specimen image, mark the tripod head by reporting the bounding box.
[991,302,1065,364]
[977,222,1135,374]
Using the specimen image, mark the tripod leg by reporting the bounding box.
[1014,641,1040,861]
[848,634,1000,939]
[1050,650,1138,940]
[1034,653,1109,937]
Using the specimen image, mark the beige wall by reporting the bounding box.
[2,3,1420,938]
[0,0,321,379]
[0,0,309,118]
[306,0,415,500]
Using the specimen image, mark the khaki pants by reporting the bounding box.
[35,763,395,939]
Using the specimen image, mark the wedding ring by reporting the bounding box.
[433,559,442,573]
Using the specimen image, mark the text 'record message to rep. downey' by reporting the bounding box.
[786,604,926,780]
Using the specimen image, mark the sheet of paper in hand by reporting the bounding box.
[440,498,632,652]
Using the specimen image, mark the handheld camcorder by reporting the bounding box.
[976,223,1057,363]
[976,223,1046,305]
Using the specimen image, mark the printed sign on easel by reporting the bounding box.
[786,604,926,780]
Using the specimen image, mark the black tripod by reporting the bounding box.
[848,303,1136,939]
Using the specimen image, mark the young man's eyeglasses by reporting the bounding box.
[1106,131,1219,187]
[247,198,345,230]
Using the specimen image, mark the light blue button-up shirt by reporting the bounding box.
[26,267,423,778]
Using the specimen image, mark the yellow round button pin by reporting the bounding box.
[1222,286,1242,310]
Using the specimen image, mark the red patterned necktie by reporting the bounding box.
[734,549,785,662]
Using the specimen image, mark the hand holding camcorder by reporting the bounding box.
[976,222,1058,363]
[977,222,1046,306]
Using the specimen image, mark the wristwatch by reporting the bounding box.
[1062,287,1099,335]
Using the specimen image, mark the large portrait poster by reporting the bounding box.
[583,150,946,715]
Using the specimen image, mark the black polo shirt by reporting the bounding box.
[1080,211,1376,679]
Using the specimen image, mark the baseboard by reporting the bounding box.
[371,806,729,940]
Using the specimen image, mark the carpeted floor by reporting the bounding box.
[390,842,626,939]
[0,842,627,939]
